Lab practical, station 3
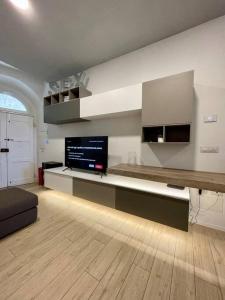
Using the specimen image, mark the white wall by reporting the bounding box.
[40,113,141,167]
[42,16,225,230]
[84,15,225,173]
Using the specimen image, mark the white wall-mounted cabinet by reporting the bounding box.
[80,83,142,119]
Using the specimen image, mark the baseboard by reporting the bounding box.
[195,220,225,232]
[8,177,35,186]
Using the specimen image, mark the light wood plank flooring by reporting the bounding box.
[0,184,225,299]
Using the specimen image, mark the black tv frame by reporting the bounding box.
[65,136,108,174]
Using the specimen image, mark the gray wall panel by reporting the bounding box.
[142,71,194,126]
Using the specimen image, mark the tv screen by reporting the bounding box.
[65,136,108,173]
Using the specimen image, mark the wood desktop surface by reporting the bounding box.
[108,164,225,193]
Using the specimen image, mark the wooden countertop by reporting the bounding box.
[108,164,225,193]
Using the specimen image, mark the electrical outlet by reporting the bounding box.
[204,114,217,123]
[200,146,219,153]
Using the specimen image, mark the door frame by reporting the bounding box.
[0,112,7,188]
[0,109,37,185]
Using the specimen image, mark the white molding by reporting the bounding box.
[194,220,225,232]
[0,108,33,117]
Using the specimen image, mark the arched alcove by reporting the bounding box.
[0,93,27,112]
[0,74,42,120]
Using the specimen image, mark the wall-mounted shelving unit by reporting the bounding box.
[142,70,193,144]
[44,95,51,106]
[43,70,194,127]
[44,87,91,106]
[142,126,164,143]
[80,83,142,120]
[51,93,61,104]
[165,124,190,143]
[142,124,191,143]
[44,87,92,124]
[142,71,194,126]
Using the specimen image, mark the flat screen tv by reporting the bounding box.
[65,136,108,173]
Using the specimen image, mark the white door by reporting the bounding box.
[7,113,34,186]
[0,112,7,188]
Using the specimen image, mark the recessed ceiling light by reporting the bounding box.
[9,0,30,10]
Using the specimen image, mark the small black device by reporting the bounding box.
[0,148,9,152]
[65,136,108,174]
[167,184,185,190]
[42,161,63,169]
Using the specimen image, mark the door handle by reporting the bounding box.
[0,148,9,152]
[4,138,14,141]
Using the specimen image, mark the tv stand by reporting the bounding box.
[99,172,107,178]
[62,167,72,172]
[44,167,190,231]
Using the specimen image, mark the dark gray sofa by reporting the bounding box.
[0,187,38,238]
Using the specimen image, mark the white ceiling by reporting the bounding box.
[1,0,225,81]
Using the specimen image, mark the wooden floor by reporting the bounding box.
[0,185,225,300]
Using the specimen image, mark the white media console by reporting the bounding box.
[44,167,190,231]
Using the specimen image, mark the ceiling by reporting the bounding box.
[1,0,225,81]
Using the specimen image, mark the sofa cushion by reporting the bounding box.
[0,207,37,239]
[0,187,38,221]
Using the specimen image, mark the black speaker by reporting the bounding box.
[42,161,63,170]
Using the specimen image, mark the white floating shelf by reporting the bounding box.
[80,83,142,120]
